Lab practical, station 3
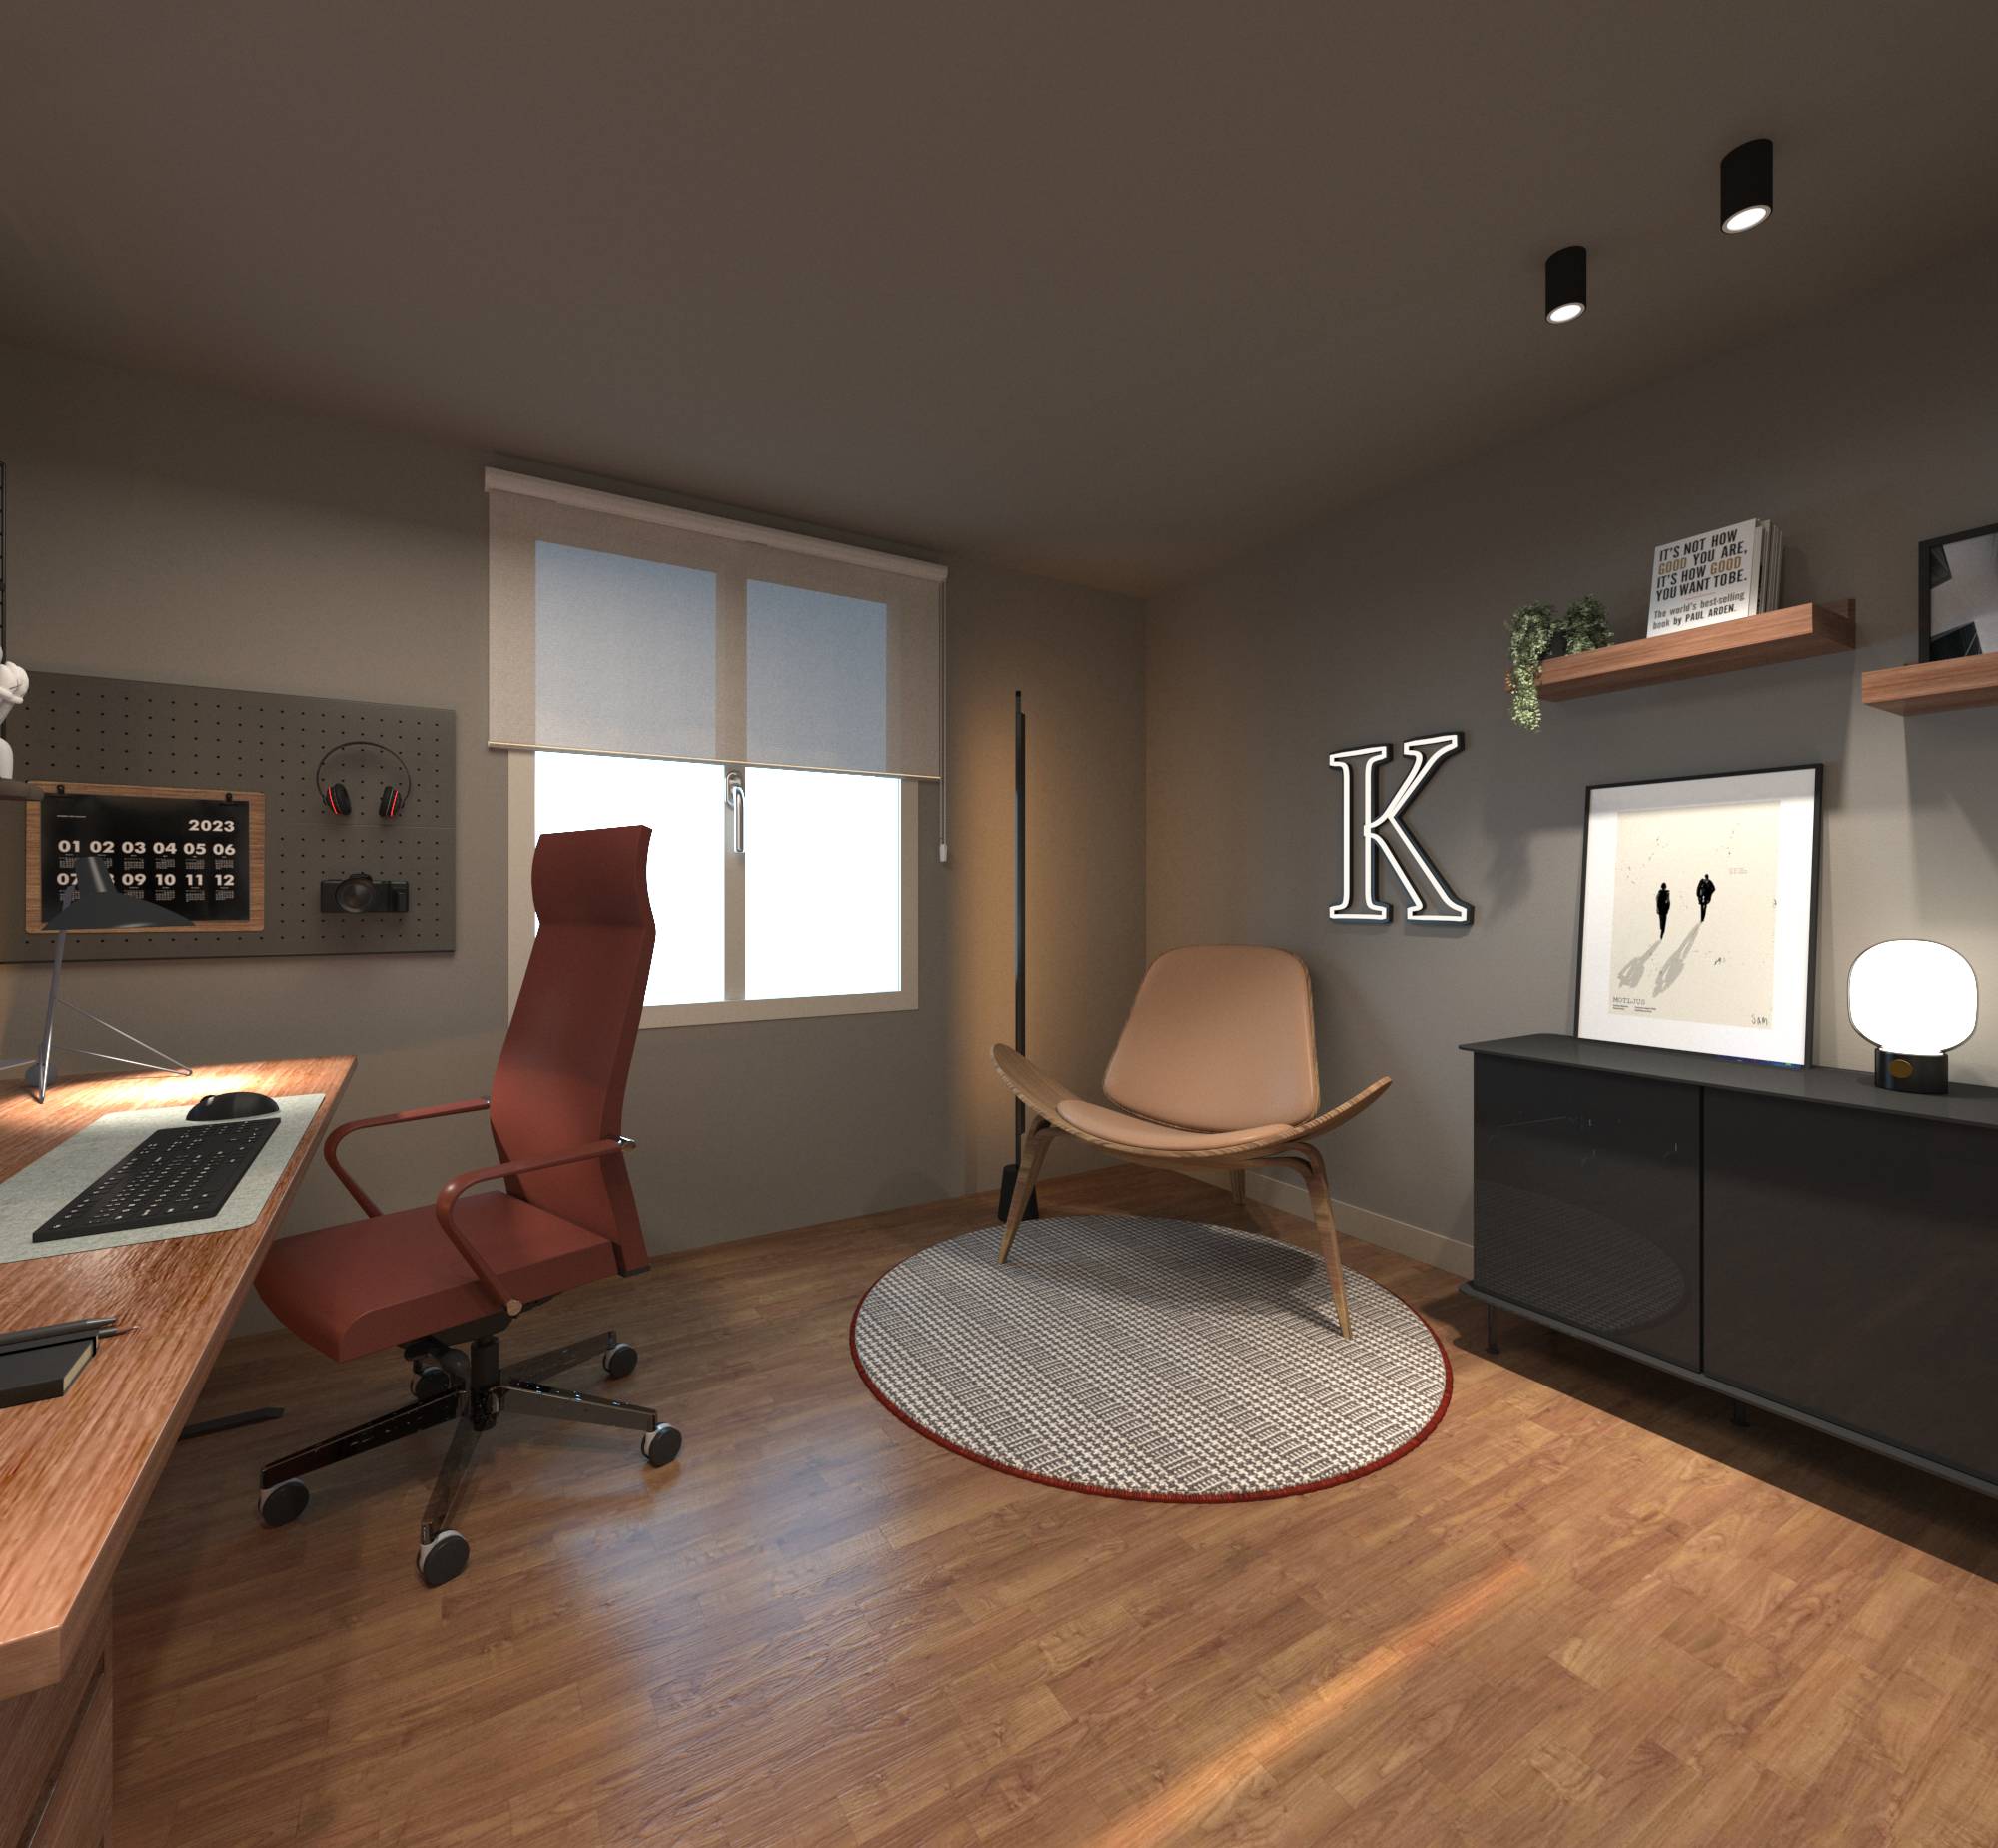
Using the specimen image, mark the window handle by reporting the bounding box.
[727,774,745,855]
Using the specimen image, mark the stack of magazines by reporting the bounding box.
[1645,518,1783,637]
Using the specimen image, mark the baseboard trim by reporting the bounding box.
[1193,1167,1473,1278]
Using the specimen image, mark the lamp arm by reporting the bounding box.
[53,997,192,1077]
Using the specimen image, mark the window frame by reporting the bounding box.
[507,751,919,1029]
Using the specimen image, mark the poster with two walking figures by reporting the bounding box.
[1575,766,1821,1067]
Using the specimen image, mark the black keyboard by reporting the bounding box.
[33,1120,279,1244]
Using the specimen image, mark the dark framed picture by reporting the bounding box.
[1574,765,1822,1066]
[1919,522,1998,661]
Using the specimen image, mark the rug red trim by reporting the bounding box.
[846,1240,1454,1504]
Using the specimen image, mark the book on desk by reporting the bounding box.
[0,1316,126,1407]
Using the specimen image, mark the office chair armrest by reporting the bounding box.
[325,1097,493,1217]
[435,1138,633,1318]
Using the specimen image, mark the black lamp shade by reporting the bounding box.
[1544,245,1586,324]
[54,855,184,932]
[1721,138,1773,232]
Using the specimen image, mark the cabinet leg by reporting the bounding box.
[1730,1400,1750,1428]
[1485,1305,1499,1355]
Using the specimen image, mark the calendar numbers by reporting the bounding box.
[38,790,255,929]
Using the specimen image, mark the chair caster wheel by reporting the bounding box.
[411,1363,455,1401]
[603,1341,638,1380]
[417,1529,470,1587]
[641,1423,681,1467]
[259,1479,310,1528]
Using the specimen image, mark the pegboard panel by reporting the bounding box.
[1,673,455,962]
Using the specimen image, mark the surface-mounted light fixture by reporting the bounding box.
[1721,138,1774,233]
[1848,938,1978,1095]
[1544,246,1586,324]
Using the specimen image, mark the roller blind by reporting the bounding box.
[487,469,945,778]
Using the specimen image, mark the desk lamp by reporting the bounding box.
[1848,939,1978,1095]
[1,855,192,1103]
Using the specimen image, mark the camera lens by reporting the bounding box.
[335,875,376,914]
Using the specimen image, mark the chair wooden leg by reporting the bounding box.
[998,1121,1054,1264]
[1228,1168,1247,1207]
[1299,1147,1353,1339]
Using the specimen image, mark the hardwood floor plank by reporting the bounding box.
[107,1165,1998,1845]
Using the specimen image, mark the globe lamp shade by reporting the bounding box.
[1848,939,1977,1094]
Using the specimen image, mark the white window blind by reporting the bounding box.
[486,469,945,779]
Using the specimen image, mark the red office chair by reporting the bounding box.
[253,826,676,1587]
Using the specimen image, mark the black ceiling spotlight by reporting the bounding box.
[1544,245,1586,324]
[1721,137,1774,233]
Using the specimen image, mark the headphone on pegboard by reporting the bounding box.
[316,739,413,820]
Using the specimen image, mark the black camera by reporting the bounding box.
[321,872,410,915]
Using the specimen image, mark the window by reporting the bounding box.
[491,471,940,1026]
[742,766,905,1001]
[520,751,915,1024]
[530,752,727,1008]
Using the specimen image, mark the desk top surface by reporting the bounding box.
[1464,1033,1998,1130]
[0,1056,352,1699]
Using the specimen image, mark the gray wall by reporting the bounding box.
[1146,248,1998,1262]
[0,344,1145,1326]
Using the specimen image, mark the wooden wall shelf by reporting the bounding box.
[1860,654,1998,716]
[1534,600,1855,703]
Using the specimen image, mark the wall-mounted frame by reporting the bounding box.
[1918,521,1998,662]
[27,783,267,933]
[1573,763,1822,1067]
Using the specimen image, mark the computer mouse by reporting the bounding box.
[186,1091,281,1122]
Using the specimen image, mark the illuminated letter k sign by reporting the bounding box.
[1328,732,1473,925]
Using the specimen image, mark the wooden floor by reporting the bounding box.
[114,1166,1998,1847]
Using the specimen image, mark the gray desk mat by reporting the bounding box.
[0,1094,323,1263]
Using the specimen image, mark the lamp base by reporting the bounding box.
[0,932,191,1103]
[1874,1049,1949,1095]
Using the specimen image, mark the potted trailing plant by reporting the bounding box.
[1505,596,1610,730]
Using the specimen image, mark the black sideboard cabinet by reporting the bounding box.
[1464,1034,1998,1498]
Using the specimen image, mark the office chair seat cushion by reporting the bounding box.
[1056,1098,1297,1154]
[256,1193,622,1362]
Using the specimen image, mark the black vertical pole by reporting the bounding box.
[996,690,1038,1223]
[1013,690,1025,1159]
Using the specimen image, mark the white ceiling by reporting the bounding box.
[5,1,1997,594]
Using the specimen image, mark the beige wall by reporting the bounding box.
[25,237,1977,1303]
[0,344,1145,1328]
[1145,248,1998,1264]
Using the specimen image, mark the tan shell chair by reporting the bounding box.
[991,945,1390,1337]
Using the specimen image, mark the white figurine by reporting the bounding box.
[0,653,28,780]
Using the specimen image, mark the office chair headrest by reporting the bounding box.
[530,826,653,929]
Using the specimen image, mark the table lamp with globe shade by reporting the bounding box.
[1848,939,1978,1095]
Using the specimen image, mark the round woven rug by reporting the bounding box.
[850,1213,1450,1501]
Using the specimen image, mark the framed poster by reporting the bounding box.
[27,783,267,933]
[1918,521,1998,661]
[1574,765,1821,1066]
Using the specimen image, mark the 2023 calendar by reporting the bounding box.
[30,784,266,932]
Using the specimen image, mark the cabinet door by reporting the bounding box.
[1705,1091,1998,1486]
[1473,1057,1700,1368]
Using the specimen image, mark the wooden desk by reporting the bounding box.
[0,1058,352,1848]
